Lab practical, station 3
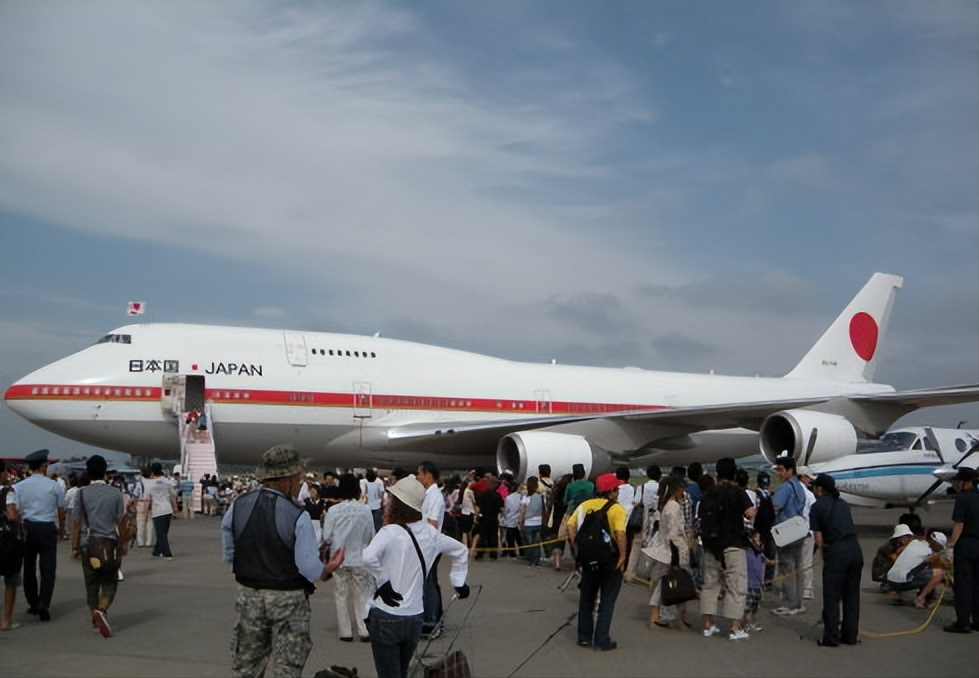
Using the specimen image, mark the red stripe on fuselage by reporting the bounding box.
[4,383,668,415]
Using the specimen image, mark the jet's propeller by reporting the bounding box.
[913,435,979,509]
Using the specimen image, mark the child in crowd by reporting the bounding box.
[744,530,774,631]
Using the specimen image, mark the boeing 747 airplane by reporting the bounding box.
[4,273,978,482]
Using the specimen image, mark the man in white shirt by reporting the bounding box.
[615,468,636,519]
[133,472,155,547]
[887,530,947,608]
[640,465,662,527]
[360,469,385,532]
[797,466,818,600]
[417,461,446,637]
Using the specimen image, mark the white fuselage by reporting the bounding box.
[811,427,979,507]
[4,323,893,470]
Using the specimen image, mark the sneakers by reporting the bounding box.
[93,609,111,638]
[729,629,750,641]
[787,606,807,615]
[703,625,721,637]
[771,607,791,616]
[747,622,763,632]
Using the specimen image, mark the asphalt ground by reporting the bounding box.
[1,503,975,678]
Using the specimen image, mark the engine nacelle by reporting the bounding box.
[759,410,859,465]
[496,431,612,483]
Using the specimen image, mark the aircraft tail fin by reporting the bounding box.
[785,272,903,383]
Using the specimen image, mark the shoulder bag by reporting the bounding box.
[771,482,808,548]
[626,494,644,537]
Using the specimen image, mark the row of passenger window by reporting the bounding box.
[310,348,377,359]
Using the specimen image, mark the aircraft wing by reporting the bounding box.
[849,383,979,409]
[378,396,839,454]
[376,383,979,457]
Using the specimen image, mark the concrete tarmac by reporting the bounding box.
[1,503,975,678]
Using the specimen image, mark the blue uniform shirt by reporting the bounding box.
[14,473,65,522]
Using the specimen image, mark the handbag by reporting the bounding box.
[772,515,809,548]
[660,542,697,606]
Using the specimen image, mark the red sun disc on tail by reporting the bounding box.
[849,312,879,361]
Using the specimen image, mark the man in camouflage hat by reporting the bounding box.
[221,445,345,677]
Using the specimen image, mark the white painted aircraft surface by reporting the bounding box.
[810,426,979,508]
[4,272,978,481]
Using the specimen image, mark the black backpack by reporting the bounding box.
[0,487,25,578]
[697,486,725,560]
[574,500,618,575]
[754,490,776,538]
[698,485,749,562]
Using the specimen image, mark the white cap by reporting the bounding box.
[890,524,914,540]
[928,531,947,548]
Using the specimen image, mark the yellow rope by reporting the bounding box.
[623,549,954,640]
[858,576,951,639]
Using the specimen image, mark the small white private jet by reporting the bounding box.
[810,426,979,509]
[4,272,978,482]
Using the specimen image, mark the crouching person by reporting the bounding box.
[362,474,470,678]
[886,528,948,609]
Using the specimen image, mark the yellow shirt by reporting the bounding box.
[568,497,627,534]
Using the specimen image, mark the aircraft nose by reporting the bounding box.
[4,380,33,419]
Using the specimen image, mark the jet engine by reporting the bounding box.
[496,431,612,483]
[759,410,859,466]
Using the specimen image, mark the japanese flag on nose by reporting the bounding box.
[127,301,146,316]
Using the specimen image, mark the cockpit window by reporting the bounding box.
[870,431,918,452]
[96,334,132,345]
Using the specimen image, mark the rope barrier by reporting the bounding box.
[466,534,566,554]
[858,577,951,639]
[464,525,956,641]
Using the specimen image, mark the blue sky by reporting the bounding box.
[1,2,977,458]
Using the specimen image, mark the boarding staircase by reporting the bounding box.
[178,402,218,514]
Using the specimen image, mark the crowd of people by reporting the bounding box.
[2,446,977,677]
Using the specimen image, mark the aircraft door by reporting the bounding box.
[161,375,185,416]
[535,389,553,414]
[353,382,372,419]
[284,332,308,367]
[184,375,206,412]
[161,375,206,416]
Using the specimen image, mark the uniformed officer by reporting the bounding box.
[14,449,66,621]
[810,473,863,647]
